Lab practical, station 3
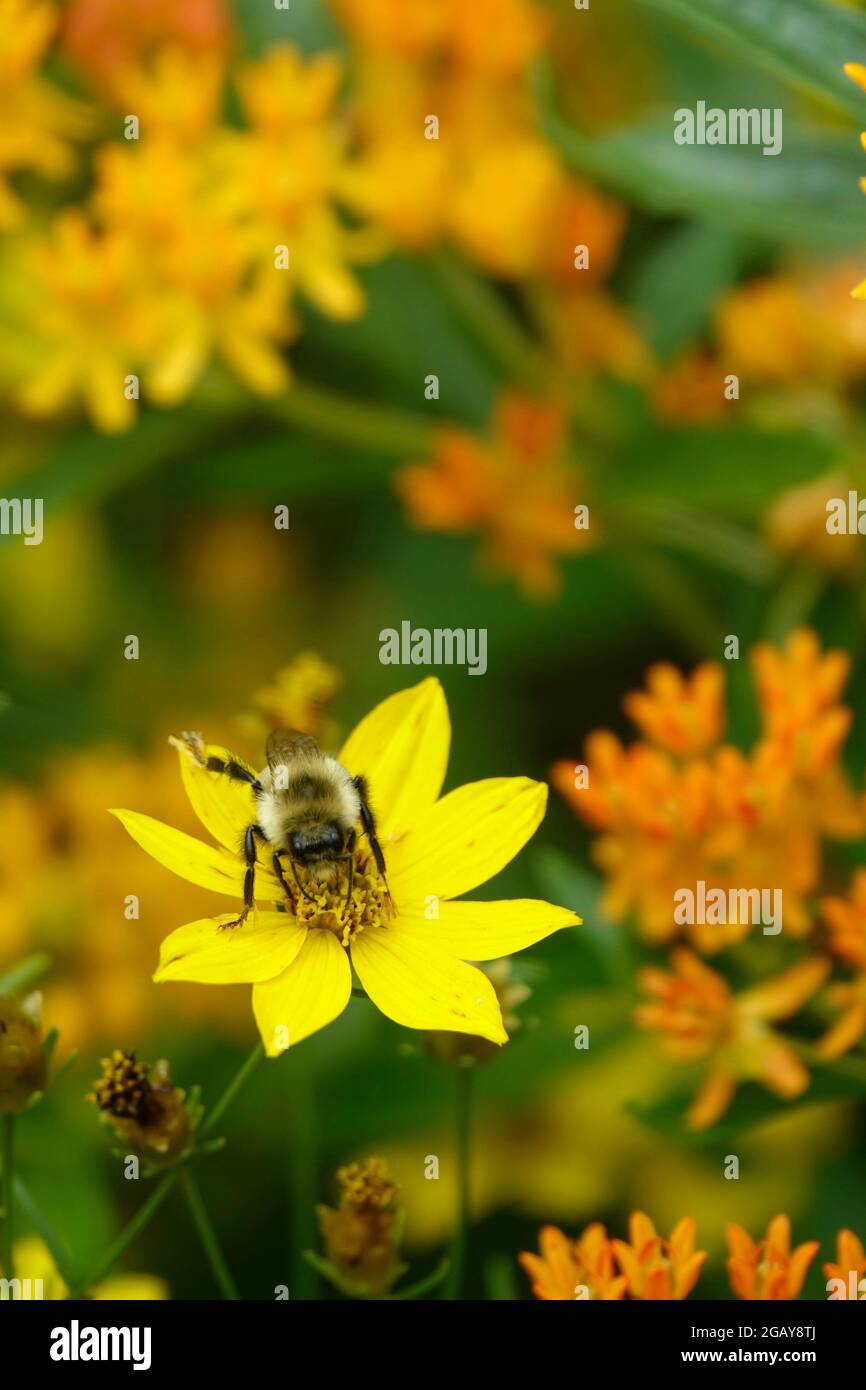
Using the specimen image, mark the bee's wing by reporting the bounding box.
[266,728,320,772]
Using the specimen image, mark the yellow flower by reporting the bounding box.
[4,1235,167,1300]
[240,652,343,749]
[424,958,531,1066]
[519,1223,628,1300]
[727,1215,818,1300]
[315,1156,406,1297]
[823,1228,866,1299]
[0,0,90,228]
[636,949,829,1129]
[14,212,158,434]
[612,1211,706,1300]
[112,679,579,1054]
[225,45,369,321]
[396,393,593,599]
[332,0,548,74]
[93,139,295,405]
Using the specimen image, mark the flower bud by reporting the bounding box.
[88,1050,192,1167]
[0,992,47,1114]
[316,1157,406,1297]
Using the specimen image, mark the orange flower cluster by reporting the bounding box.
[554,630,864,949]
[522,1215,861,1301]
[635,949,828,1129]
[727,1215,819,1301]
[520,1212,703,1301]
[654,261,866,425]
[397,393,593,598]
[818,870,866,1059]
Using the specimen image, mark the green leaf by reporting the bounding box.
[635,0,866,122]
[533,849,634,989]
[0,953,52,996]
[624,223,753,359]
[537,78,866,249]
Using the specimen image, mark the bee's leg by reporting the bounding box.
[290,857,317,903]
[352,775,395,915]
[219,824,261,930]
[340,829,356,917]
[204,755,263,794]
[272,850,293,905]
[174,734,264,793]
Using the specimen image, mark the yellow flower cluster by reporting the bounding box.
[2,3,371,432]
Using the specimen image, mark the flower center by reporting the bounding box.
[286,851,390,947]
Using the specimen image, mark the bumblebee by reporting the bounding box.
[176,729,392,927]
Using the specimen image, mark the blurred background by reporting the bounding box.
[2,0,866,1299]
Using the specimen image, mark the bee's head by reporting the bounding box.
[289,823,343,863]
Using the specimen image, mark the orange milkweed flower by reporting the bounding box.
[636,949,829,1129]
[519,1223,627,1301]
[611,1212,706,1300]
[817,870,866,1059]
[727,1216,819,1300]
[554,633,864,946]
[823,1228,866,1300]
[622,662,724,759]
[396,393,592,599]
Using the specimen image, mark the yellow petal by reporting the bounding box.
[395,898,579,961]
[338,677,449,838]
[351,929,508,1043]
[175,741,259,851]
[389,777,546,901]
[844,62,866,94]
[110,808,245,896]
[252,929,352,1055]
[155,913,307,984]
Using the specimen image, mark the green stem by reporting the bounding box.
[179,1170,238,1300]
[200,1041,264,1139]
[287,1057,318,1299]
[14,1178,79,1291]
[78,1172,177,1294]
[1,1116,14,1279]
[79,1041,264,1293]
[270,380,434,457]
[444,1066,474,1300]
[427,251,548,392]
